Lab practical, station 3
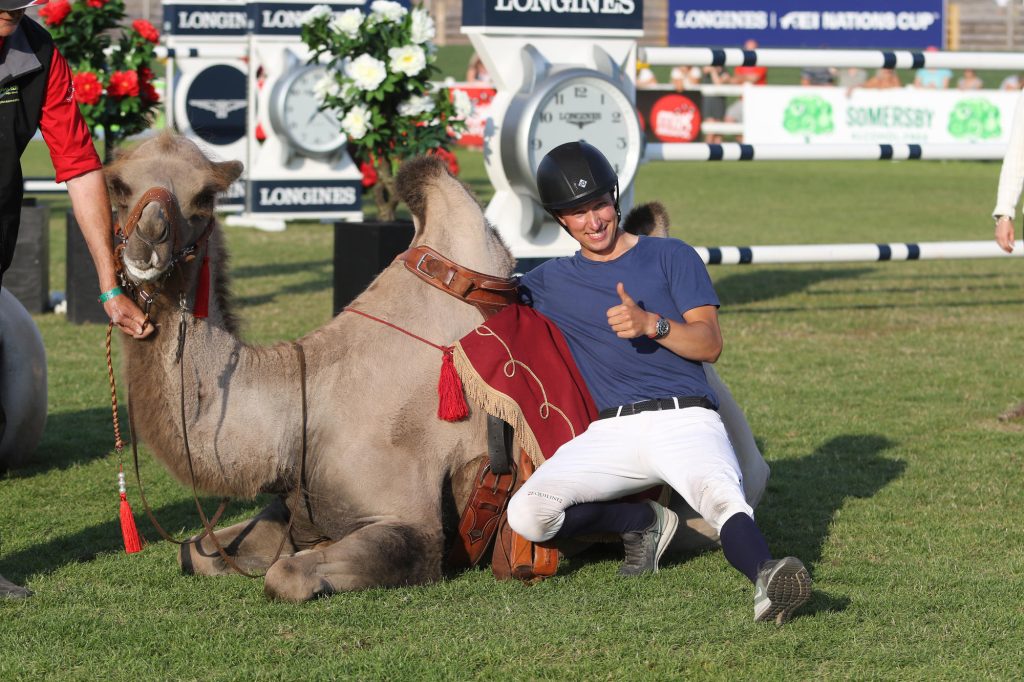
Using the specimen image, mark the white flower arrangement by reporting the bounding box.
[301,2,467,220]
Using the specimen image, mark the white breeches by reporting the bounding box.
[506,407,753,542]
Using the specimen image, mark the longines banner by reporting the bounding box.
[743,87,1016,145]
[163,1,410,37]
[461,0,644,32]
[668,1,944,49]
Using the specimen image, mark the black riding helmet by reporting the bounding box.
[536,141,620,221]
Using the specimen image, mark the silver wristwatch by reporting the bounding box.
[649,316,671,340]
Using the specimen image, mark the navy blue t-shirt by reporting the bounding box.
[519,236,720,412]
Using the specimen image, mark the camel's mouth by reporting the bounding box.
[122,251,170,283]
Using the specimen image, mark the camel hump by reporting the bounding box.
[622,201,671,238]
[396,155,457,223]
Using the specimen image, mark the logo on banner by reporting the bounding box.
[562,112,602,129]
[190,99,246,119]
[258,185,358,208]
[783,96,834,137]
[948,99,1002,140]
[175,10,249,31]
[185,65,247,146]
[493,0,636,15]
[649,94,701,142]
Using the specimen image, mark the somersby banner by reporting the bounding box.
[743,86,1017,145]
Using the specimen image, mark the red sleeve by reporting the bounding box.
[38,46,102,183]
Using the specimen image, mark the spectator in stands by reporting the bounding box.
[957,69,984,90]
[836,67,868,96]
[670,65,701,92]
[861,68,902,89]
[800,67,836,86]
[465,52,491,84]
[699,65,729,143]
[914,47,953,89]
[732,39,767,85]
[1000,73,1022,90]
[636,63,658,89]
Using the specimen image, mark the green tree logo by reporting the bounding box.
[948,99,1002,140]
[783,96,834,137]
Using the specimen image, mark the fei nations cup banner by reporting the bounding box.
[743,87,1020,145]
[668,0,943,49]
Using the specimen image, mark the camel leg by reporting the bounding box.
[264,518,442,602]
[179,497,294,577]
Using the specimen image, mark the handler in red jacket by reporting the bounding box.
[1,0,152,599]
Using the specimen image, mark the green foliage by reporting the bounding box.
[299,2,468,220]
[38,0,161,161]
[6,151,1024,678]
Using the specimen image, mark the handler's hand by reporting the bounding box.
[996,216,1015,253]
[104,295,154,339]
[606,282,656,339]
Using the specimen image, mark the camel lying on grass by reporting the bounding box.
[105,133,767,601]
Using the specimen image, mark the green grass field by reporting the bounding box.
[5,121,1024,677]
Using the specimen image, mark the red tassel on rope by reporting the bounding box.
[118,470,143,554]
[438,346,469,421]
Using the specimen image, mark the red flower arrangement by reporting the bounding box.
[46,0,161,161]
[359,161,378,189]
[132,18,159,44]
[39,0,71,25]
[72,71,103,106]
[107,70,139,98]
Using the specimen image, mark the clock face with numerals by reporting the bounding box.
[507,70,643,200]
[269,64,347,157]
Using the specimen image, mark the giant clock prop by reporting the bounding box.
[463,5,644,260]
[500,55,643,212]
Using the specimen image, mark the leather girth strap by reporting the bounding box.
[396,245,519,319]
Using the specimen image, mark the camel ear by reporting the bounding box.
[211,160,244,190]
[622,201,671,238]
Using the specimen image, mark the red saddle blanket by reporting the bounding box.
[452,303,597,465]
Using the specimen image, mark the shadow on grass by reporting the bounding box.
[714,267,874,306]
[231,258,333,308]
[3,407,116,477]
[559,433,902,617]
[230,258,332,282]
[0,495,265,584]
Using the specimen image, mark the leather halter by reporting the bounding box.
[113,186,213,277]
[396,245,518,318]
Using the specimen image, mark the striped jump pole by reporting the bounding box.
[641,46,1024,72]
[645,143,1007,162]
[695,241,1022,265]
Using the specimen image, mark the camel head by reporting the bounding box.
[396,155,514,277]
[105,133,243,284]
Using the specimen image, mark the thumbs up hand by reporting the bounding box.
[606,282,657,339]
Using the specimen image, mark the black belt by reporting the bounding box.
[597,396,716,420]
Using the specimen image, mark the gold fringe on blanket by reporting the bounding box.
[451,341,546,468]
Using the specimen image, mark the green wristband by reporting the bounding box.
[97,286,124,303]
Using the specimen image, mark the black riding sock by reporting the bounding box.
[554,501,655,539]
[719,512,772,583]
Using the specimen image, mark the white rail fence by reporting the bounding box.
[24,48,1017,264]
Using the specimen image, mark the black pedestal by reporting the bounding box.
[66,210,108,324]
[6,201,50,313]
[333,221,414,315]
